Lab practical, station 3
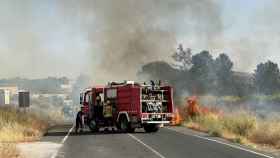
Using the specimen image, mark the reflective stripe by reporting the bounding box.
[103,105,112,117]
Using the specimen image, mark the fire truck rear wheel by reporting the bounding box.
[119,116,128,132]
[127,124,135,133]
[144,124,159,133]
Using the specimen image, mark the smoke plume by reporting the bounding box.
[1,0,280,81]
[57,0,222,82]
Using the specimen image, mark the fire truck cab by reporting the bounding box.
[80,81,174,133]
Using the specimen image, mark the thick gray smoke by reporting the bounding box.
[95,0,222,82]
[93,0,222,82]
[57,0,222,82]
[1,0,280,81]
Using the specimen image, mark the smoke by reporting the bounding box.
[212,0,280,72]
[0,0,91,79]
[1,0,280,81]
[93,0,222,82]
[55,0,222,82]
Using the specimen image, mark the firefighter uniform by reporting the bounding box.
[96,95,101,106]
[75,108,85,133]
[94,94,103,119]
[104,100,113,128]
[104,101,113,118]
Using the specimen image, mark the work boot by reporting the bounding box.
[75,127,78,134]
[112,127,115,133]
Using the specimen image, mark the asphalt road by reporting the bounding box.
[43,125,274,158]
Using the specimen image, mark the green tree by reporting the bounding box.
[189,50,215,94]
[214,53,234,95]
[254,61,280,95]
[138,61,180,83]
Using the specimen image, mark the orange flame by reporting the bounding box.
[186,96,223,118]
[186,96,200,117]
[171,107,183,126]
[170,96,224,126]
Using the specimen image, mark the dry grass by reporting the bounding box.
[185,111,257,138]
[0,106,49,142]
[0,143,21,158]
[184,110,280,149]
[192,113,223,137]
[222,111,257,137]
[250,121,280,149]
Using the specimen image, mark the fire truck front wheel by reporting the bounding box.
[143,124,159,133]
[119,115,135,133]
[89,120,99,132]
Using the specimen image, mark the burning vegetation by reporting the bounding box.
[140,44,280,151]
[174,96,280,149]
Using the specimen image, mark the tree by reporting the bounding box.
[189,50,215,94]
[254,61,280,95]
[171,44,192,70]
[214,53,234,95]
[138,61,189,102]
[138,61,180,83]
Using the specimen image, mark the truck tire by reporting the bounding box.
[144,124,159,133]
[89,120,99,132]
[119,115,135,133]
[127,123,135,133]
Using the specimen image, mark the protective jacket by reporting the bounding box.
[103,104,113,118]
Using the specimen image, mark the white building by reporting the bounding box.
[0,89,10,105]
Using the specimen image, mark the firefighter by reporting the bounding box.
[158,80,162,86]
[150,80,155,90]
[103,100,114,131]
[93,93,102,120]
[75,107,85,133]
[96,93,101,106]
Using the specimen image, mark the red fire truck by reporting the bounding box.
[79,81,174,133]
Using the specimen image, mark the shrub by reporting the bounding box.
[250,121,280,148]
[0,106,48,142]
[231,137,246,145]
[222,112,256,137]
[194,114,223,137]
[0,143,21,158]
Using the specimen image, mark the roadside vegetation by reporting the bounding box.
[0,143,21,158]
[177,98,280,150]
[0,106,49,158]
[0,106,48,142]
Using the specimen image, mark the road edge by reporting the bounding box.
[166,126,275,158]
[50,125,74,158]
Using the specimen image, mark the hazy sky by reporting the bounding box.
[0,0,279,79]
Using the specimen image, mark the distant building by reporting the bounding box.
[38,93,68,99]
[0,89,10,105]
[60,84,72,93]
[0,86,18,95]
